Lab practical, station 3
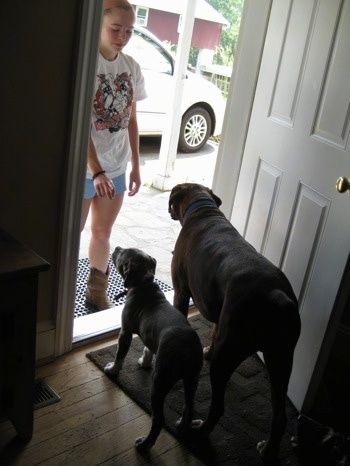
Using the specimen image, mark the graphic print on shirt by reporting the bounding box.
[94,72,134,133]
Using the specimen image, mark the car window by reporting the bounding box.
[126,30,173,76]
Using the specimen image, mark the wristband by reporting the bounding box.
[92,170,106,181]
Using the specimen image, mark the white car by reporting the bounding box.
[124,26,225,153]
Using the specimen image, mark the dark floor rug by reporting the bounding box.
[86,314,305,465]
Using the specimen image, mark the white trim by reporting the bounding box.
[36,321,56,363]
[72,290,175,343]
[177,14,182,34]
[152,0,197,190]
[135,6,149,26]
[73,305,123,343]
[212,0,272,219]
[54,0,103,357]
[133,0,228,25]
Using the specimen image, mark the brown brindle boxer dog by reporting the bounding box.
[168,182,301,462]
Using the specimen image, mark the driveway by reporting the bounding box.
[139,136,218,188]
[79,138,219,286]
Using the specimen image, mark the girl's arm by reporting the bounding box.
[87,138,115,200]
[127,101,141,196]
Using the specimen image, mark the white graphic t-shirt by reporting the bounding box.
[88,52,147,179]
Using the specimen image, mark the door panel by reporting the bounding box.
[312,2,350,149]
[244,160,282,253]
[281,185,330,303]
[232,0,350,411]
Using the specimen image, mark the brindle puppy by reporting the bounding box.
[104,246,203,451]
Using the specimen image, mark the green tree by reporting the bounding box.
[206,0,244,66]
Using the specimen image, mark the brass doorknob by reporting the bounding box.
[336,177,350,194]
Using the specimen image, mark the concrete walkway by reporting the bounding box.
[79,138,218,286]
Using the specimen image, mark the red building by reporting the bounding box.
[132,1,228,51]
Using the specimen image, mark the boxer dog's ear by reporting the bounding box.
[168,184,187,220]
[208,188,222,207]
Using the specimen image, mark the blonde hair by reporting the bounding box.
[104,0,135,15]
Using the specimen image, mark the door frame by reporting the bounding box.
[55,0,103,356]
[212,0,272,219]
[54,0,273,356]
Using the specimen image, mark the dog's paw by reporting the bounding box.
[137,356,153,369]
[203,345,212,360]
[256,440,279,463]
[135,436,153,452]
[191,419,204,428]
[138,347,154,369]
[191,419,212,436]
[175,416,190,432]
[104,362,121,375]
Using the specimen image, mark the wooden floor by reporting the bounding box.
[0,333,203,466]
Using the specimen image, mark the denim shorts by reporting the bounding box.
[84,173,126,199]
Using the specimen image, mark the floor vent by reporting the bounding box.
[34,379,61,410]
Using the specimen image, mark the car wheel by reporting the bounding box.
[178,107,212,153]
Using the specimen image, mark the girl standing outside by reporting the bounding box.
[80,0,147,310]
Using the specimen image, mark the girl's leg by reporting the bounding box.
[85,193,124,310]
[80,198,92,232]
[88,192,124,272]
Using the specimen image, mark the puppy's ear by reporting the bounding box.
[150,255,157,274]
[123,266,143,288]
[124,270,154,287]
[122,257,156,288]
[141,255,157,282]
[121,263,133,288]
[207,188,222,207]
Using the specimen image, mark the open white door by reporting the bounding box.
[232,0,350,411]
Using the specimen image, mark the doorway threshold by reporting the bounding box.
[73,289,176,344]
[73,303,123,344]
[73,256,174,344]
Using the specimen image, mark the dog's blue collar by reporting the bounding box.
[182,199,218,223]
